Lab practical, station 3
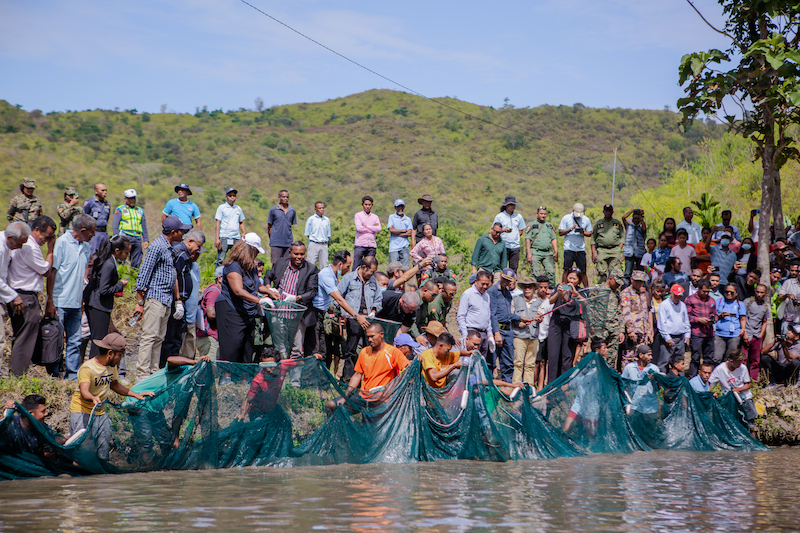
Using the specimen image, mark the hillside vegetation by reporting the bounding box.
[1,90,722,254]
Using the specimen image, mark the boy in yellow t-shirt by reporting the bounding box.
[69,333,153,460]
[420,332,472,388]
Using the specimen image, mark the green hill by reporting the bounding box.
[0,90,722,257]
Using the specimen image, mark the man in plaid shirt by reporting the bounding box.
[684,279,718,378]
[134,216,191,380]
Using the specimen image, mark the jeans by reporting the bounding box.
[58,307,82,379]
[495,329,515,382]
[622,256,643,288]
[215,237,239,267]
[688,336,717,378]
[388,248,410,268]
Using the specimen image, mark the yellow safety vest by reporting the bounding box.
[117,205,144,236]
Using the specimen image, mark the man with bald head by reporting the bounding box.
[83,182,111,254]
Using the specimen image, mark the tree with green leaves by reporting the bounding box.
[677,0,800,286]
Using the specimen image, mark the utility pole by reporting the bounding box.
[611,148,617,205]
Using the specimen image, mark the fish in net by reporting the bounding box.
[262,301,307,357]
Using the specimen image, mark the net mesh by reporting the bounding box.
[0,352,767,480]
[262,302,306,357]
[578,287,612,339]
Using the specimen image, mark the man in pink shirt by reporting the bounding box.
[353,195,381,270]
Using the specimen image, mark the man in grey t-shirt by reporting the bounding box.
[742,284,770,381]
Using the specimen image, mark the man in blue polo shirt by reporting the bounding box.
[214,188,245,267]
[163,183,202,230]
[83,182,110,254]
[388,199,413,268]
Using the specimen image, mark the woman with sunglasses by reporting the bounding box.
[661,257,687,288]
[714,283,746,361]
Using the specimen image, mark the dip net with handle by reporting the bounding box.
[0,352,767,480]
[262,301,306,357]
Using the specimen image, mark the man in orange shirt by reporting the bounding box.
[327,323,409,410]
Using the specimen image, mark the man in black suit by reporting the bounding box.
[264,241,319,357]
[676,268,704,301]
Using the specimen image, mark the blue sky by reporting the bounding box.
[0,0,729,113]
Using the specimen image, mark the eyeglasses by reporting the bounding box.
[444,291,457,297]
[538,206,547,211]
[724,290,735,294]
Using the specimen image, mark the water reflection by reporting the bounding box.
[0,449,797,532]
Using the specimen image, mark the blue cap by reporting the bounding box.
[394,199,405,207]
[501,268,516,280]
[468,272,477,285]
[162,215,191,233]
[394,333,420,348]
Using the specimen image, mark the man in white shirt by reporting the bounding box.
[7,216,56,376]
[558,202,593,288]
[493,196,526,274]
[676,206,703,245]
[214,188,245,267]
[305,201,331,269]
[711,210,742,241]
[0,222,30,369]
[709,350,757,429]
[49,214,95,379]
[656,284,691,372]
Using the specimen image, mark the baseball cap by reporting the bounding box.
[394,199,405,207]
[162,215,192,233]
[242,232,265,254]
[124,188,137,198]
[791,324,800,335]
[572,202,585,214]
[603,204,613,211]
[670,284,685,296]
[394,333,420,349]
[174,183,192,194]
[631,270,648,282]
[636,344,651,355]
[93,332,127,352]
[65,186,79,197]
[501,268,516,281]
[225,187,238,195]
[387,261,406,275]
[609,269,625,284]
[773,241,786,250]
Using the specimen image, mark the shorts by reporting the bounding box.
[563,250,586,273]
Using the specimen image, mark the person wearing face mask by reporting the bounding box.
[734,237,758,281]
[709,231,738,285]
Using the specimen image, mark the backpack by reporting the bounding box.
[33,317,65,365]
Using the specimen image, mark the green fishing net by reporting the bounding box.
[262,301,306,357]
[0,352,767,480]
[578,287,612,340]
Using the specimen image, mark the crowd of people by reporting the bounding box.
[3,178,800,445]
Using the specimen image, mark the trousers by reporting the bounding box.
[307,241,329,269]
[9,292,41,376]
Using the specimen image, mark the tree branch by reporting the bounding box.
[685,0,746,53]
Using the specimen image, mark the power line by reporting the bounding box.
[238,0,662,215]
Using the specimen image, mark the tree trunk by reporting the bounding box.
[773,169,785,239]
[759,126,776,346]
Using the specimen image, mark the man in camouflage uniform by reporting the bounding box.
[591,204,624,283]
[588,268,624,369]
[619,270,653,369]
[57,186,82,236]
[7,178,42,226]
[525,206,558,287]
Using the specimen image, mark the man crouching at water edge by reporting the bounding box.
[709,349,757,431]
[69,333,154,461]
[326,323,409,412]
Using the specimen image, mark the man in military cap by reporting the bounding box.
[591,204,624,283]
[112,189,149,268]
[83,182,111,254]
[525,206,558,287]
[7,178,43,226]
[57,187,82,236]
[619,269,653,369]
[592,268,624,369]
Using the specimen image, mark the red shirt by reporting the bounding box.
[198,284,221,339]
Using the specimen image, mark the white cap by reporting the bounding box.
[124,189,137,198]
[394,199,405,207]
[572,202,585,215]
[242,232,265,254]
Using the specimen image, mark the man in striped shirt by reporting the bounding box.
[134,216,189,381]
[264,241,319,358]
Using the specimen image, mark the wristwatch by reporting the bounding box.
[137,299,144,306]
